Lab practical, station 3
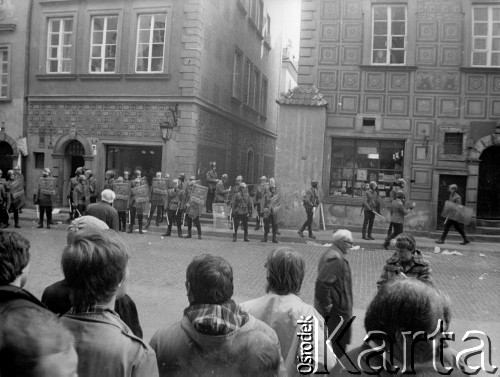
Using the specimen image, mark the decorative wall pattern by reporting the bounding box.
[388,72,410,92]
[465,98,487,119]
[465,75,487,95]
[319,70,338,89]
[441,46,462,66]
[365,72,385,91]
[438,97,460,118]
[364,95,383,113]
[387,96,409,116]
[343,2,362,19]
[416,46,437,65]
[417,22,438,42]
[342,23,362,42]
[414,97,435,117]
[320,23,340,42]
[415,71,459,92]
[341,46,361,65]
[441,22,462,42]
[416,1,462,19]
[28,102,165,139]
[319,46,339,65]
[341,71,360,91]
[339,94,359,114]
[321,0,340,19]
[492,76,500,94]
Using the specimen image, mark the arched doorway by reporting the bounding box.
[0,141,13,176]
[477,146,500,219]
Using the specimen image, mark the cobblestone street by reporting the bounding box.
[13,224,500,373]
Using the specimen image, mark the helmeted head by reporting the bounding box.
[101,189,116,204]
[115,177,124,183]
[123,170,130,179]
[269,185,276,194]
[7,169,13,178]
[221,174,228,182]
[172,178,179,188]
[397,178,406,188]
[134,169,141,178]
[85,170,93,179]
[13,166,20,173]
[164,173,170,179]
[178,173,185,182]
[156,172,162,179]
[260,176,267,183]
[78,175,86,183]
[311,179,318,188]
[396,191,405,200]
[105,170,115,179]
[236,175,243,184]
[369,181,378,190]
[210,162,216,170]
[42,168,51,177]
[189,175,196,181]
[75,168,83,177]
[449,184,458,193]
[239,182,247,192]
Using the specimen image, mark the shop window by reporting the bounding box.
[34,153,45,169]
[329,138,405,198]
[443,133,463,155]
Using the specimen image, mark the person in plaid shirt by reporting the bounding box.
[377,233,433,289]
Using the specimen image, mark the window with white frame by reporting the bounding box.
[0,48,9,98]
[89,16,118,73]
[135,13,167,73]
[232,48,242,100]
[253,68,261,111]
[472,6,500,67]
[243,58,252,105]
[261,76,268,116]
[47,18,73,73]
[372,5,406,65]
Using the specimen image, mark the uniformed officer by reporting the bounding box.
[254,176,268,230]
[36,168,55,229]
[85,170,97,204]
[67,168,83,222]
[436,184,470,245]
[206,162,218,213]
[298,179,320,239]
[261,184,279,243]
[232,182,252,242]
[7,169,23,228]
[104,170,115,190]
[184,180,202,239]
[162,179,184,238]
[73,175,87,219]
[128,172,148,234]
[146,172,165,229]
[112,176,129,232]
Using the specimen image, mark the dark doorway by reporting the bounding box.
[0,141,13,176]
[71,156,85,177]
[477,146,500,219]
[196,144,227,185]
[106,145,162,184]
[65,140,86,178]
[436,175,467,230]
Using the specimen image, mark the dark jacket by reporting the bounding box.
[390,198,411,224]
[214,180,230,203]
[314,244,353,343]
[86,201,120,231]
[303,187,319,209]
[232,191,252,216]
[62,309,158,377]
[41,279,143,338]
[206,169,218,190]
[377,249,433,288]
[0,285,47,313]
[37,177,56,206]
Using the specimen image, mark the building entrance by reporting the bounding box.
[477,146,500,219]
[106,145,162,184]
[63,140,86,206]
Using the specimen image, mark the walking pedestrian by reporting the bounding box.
[362,181,379,240]
[436,184,470,245]
[298,179,320,239]
[383,191,415,250]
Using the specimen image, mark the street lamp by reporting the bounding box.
[159,104,179,142]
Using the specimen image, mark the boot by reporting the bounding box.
[298,225,305,238]
[233,233,237,242]
[162,226,171,237]
[127,225,133,233]
[244,230,250,242]
[261,233,268,242]
[197,227,202,239]
[272,234,278,243]
[178,228,183,238]
[37,223,43,229]
[308,233,316,240]
[185,227,192,238]
[15,223,20,229]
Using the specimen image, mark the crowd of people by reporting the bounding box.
[0,211,467,376]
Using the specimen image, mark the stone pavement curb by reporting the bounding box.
[15,207,500,256]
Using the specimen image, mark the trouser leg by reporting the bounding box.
[13,208,19,226]
[39,206,45,224]
[46,206,53,227]
[440,220,453,241]
[453,221,468,241]
[242,215,249,241]
[138,213,143,233]
[367,212,375,237]
[186,216,192,238]
[306,207,314,236]
[362,211,370,237]
[384,222,403,246]
[155,206,162,225]
[195,217,202,238]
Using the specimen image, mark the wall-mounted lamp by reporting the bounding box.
[159,104,179,142]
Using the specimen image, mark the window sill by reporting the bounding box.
[36,74,78,80]
[0,24,16,32]
[259,113,267,120]
[243,103,260,116]
[460,67,500,74]
[79,74,123,80]
[359,65,417,71]
[231,96,242,105]
[0,98,12,103]
[124,73,171,80]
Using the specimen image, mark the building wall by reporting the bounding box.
[0,0,31,173]
[25,0,282,203]
[290,0,500,232]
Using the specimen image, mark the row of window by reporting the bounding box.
[372,4,500,67]
[47,13,167,74]
[330,134,464,198]
[232,49,268,116]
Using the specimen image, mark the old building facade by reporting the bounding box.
[277,0,500,235]
[25,0,283,205]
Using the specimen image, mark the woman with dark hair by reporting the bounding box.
[332,278,465,375]
[241,247,335,376]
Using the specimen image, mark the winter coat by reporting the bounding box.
[377,249,433,288]
[85,201,120,231]
[303,187,319,209]
[390,198,411,224]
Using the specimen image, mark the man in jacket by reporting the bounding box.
[214,174,231,203]
[146,172,166,229]
[436,184,470,245]
[6,169,23,228]
[298,179,320,239]
[150,254,286,377]
[231,182,252,242]
[67,168,82,222]
[85,169,97,204]
[261,184,279,243]
[383,191,415,250]
[86,189,119,231]
[362,181,379,240]
[254,176,268,230]
[206,162,218,213]
[314,229,354,359]
[128,174,148,234]
[377,233,433,288]
[60,228,158,377]
[72,175,87,219]
[184,180,202,239]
